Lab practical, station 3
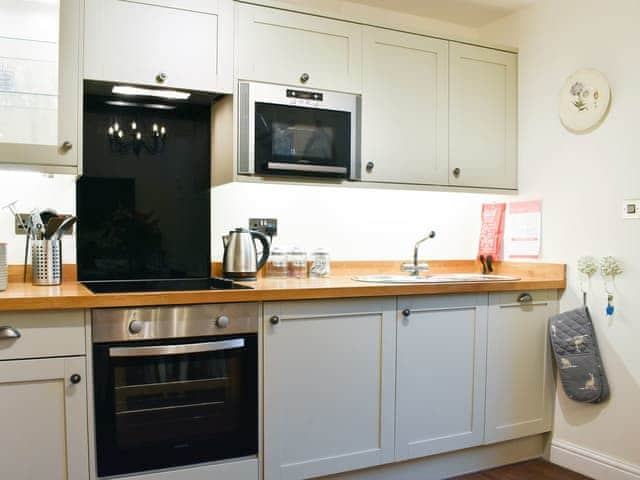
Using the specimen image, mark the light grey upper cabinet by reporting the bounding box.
[236,4,363,93]
[449,42,518,189]
[263,298,396,480]
[396,294,488,461]
[84,0,233,93]
[485,290,557,444]
[361,27,449,185]
[0,0,81,173]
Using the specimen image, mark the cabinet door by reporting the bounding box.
[0,356,88,480]
[236,4,362,93]
[84,0,233,93]
[449,43,517,189]
[485,290,557,444]
[361,27,448,185]
[263,298,395,480]
[0,0,80,171]
[396,294,488,460]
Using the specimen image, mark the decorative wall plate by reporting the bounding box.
[559,69,611,133]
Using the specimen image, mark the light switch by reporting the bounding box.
[622,199,640,219]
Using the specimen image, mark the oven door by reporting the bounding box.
[93,334,258,477]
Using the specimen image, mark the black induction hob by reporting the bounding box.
[81,277,253,294]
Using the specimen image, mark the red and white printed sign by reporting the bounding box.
[506,200,542,259]
[478,203,506,261]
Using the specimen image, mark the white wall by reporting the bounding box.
[480,0,640,471]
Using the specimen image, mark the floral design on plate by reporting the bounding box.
[559,69,611,133]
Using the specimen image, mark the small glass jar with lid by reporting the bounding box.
[310,248,330,278]
[266,246,288,278]
[287,247,308,278]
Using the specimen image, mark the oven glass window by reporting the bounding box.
[255,102,351,176]
[94,335,257,477]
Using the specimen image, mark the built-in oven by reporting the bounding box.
[92,303,258,478]
[238,80,360,179]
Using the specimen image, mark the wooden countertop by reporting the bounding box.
[0,261,565,312]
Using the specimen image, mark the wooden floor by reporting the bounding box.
[450,460,592,480]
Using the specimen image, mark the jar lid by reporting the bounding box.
[288,246,306,255]
[312,247,329,255]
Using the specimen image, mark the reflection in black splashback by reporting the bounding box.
[77,92,211,282]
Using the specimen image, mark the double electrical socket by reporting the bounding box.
[249,218,278,237]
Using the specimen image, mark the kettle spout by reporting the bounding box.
[222,235,229,248]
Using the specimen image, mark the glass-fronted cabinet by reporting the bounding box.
[0,0,80,172]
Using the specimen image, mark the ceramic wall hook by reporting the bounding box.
[600,256,623,316]
[577,256,597,307]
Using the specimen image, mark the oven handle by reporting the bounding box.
[108,338,245,358]
[267,162,347,174]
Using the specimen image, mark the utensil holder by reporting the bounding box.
[31,240,61,286]
[0,243,7,291]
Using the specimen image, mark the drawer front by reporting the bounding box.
[0,310,85,360]
[489,289,558,307]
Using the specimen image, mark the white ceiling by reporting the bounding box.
[348,0,535,27]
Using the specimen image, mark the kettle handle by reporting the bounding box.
[250,230,271,272]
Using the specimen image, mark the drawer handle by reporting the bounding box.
[70,374,82,385]
[270,315,280,325]
[518,293,533,304]
[156,72,168,83]
[402,309,411,317]
[0,326,21,340]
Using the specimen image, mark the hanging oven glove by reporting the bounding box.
[548,306,609,403]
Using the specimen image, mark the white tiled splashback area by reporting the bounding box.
[0,171,509,265]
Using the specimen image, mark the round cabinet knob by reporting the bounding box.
[270,315,280,325]
[156,72,168,83]
[216,315,230,329]
[402,308,411,317]
[128,319,144,334]
[452,167,461,178]
[60,141,73,152]
[518,293,533,304]
[366,161,375,172]
[300,72,310,83]
[70,374,82,385]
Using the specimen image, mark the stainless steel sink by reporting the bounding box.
[352,273,520,284]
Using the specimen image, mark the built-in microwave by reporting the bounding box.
[238,81,360,179]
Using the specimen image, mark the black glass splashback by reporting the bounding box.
[77,89,211,282]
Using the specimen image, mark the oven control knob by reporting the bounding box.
[216,315,230,329]
[128,319,144,335]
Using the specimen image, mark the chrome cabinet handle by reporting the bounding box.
[60,141,73,152]
[0,326,21,340]
[216,315,230,329]
[300,72,310,83]
[156,72,168,83]
[366,161,375,172]
[402,309,411,317]
[69,374,82,384]
[270,315,280,325]
[518,293,533,304]
[452,167,461,178]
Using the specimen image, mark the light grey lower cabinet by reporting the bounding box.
[395,294,488,461]
[484,290,557,444]
[0,356,89,480]
[263,298,396,480]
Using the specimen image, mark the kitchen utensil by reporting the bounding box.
[40,209,58,228]
[49,216,76,240]
[44,216,66,239]
[222,228,270,280]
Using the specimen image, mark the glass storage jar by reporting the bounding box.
[266,247,288,278]
[287,247,308,278]
[310,248,330,278]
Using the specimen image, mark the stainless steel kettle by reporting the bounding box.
[222,228,271,280]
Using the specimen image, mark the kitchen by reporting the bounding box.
[0,1,638,480]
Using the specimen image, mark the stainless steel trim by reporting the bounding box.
[0,326,21,339]
[92,303,259,342]
[267,162,347,174]
[350,95,362,180]
[238,82,252,174]
[109,338,245,358]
